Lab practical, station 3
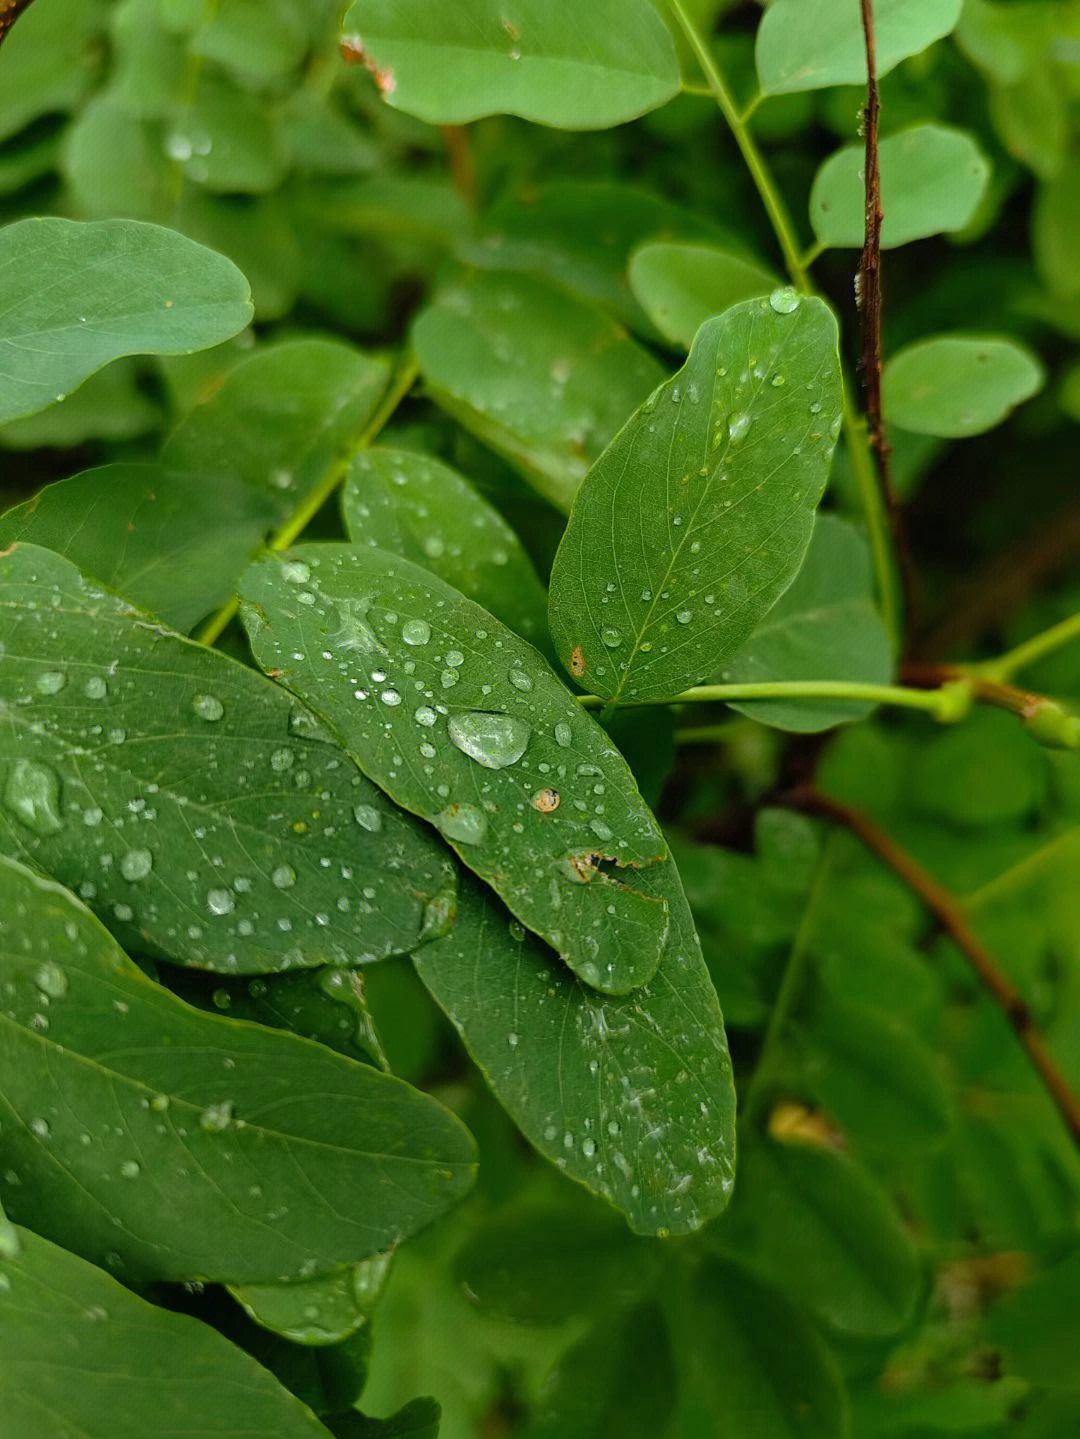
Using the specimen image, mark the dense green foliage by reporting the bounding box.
[2,1,1080,1435]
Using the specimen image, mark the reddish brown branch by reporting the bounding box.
[0,0,33,48]
[788,787,1080,1150]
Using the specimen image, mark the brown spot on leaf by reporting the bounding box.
[570,646,586,677]
[339,34,396,94]
[532,788,560,813]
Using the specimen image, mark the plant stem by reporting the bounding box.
[790,788,1080,1151]
[665,0,900,651]
[577,677,972,720]
[194,353,420,647]
[979,611,1080,683]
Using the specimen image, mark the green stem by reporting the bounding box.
[577,678,972,721]
[194,353,420,647]
[978,611,1080,683]
[665,0,900,651]
[674,721,742,745]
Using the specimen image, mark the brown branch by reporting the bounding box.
[787,786,1080,1151]
[0,0,33,48]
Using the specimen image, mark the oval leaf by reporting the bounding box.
[0,857,476,1282]
[413,876,736,1236]
[412,269,665,513]
[239,545,672,995]
[723,515,893,732]
[0,218,252,425]
[549,294,844,703]
[0,1224,335,1439]
[628,241,778,350]
[340,0,681,130]
[756,0,963,95]
[884,334,1045,437]
[810,124,991,250]
[343,448,549,649]
[0,544,455,974]
[231,1251,394,1346]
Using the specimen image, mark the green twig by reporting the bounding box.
[978,612,1080,684]
[577,678,973,721]
[194,353,420,647]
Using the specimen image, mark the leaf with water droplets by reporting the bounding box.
[0,544,455,973]
[549,295,844,703]
[721,516,893,732]
[883,333,1045,437]
[412,269,666,512]
[239,545,672,994]
[0,1225,341,1438]
[0,339,391,632]
[0,856,476,1282]
[230,1250,393,1347]
[343,448,549,648]
[0,218,252,425]
[412,873,735,1236]
[339,0,681,130]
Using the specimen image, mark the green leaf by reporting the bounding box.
[0,856,475,1282]
[628,242,778,350]
[713,1137,922,1339]
[883,334,1045,437]
[548,294,843,703]
[722,515,893,732]
[985,1248,1080,1391]
[343,448,550,649]
[678,1256,849,1438]
[0,0,110,144]
[326,1399,442,1439]
[339,0,681,129]
[0,338,390,632]
[0,544,455,975]
[413,877,735,1237]
[0,358,160,451]
[810,124,991,250]
[412,269,666,513]
[239,545,673,994]
[0,219,253,426]
[0,1224,337,1439]
[231,1251,394,1346]
[1034,159,1080,298]
[756,0,963,95]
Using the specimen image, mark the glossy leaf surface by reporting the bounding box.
[810,124,990,249]
[0,218,252,425]
[0,857,476,1282]
[339,0,681,129]
[0,1224,335,1439]
[343,448,549,648]
[549,295,843,702]
[240,545,672,994]
[413,877,735,1236]
[0,544,455,974]
[628,241,778,350]
[884,334,1045,436]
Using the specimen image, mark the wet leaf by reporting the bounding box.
[0,544,455,974]
[884,334,1045,437]
[0,339,390,632]
[810,124,991,250]
[628,241,778,350]
[412,269,665,513]
[240,545,672,994]
[413,876,735,1237]
[722,515,893,732]
[0,218,252,425]
[756,0,964,95]
[339,0,680,130]
[343,448,549,649]
[0,1224,336,1439]
[231,1251,394,1346]
[549,294,843,703]
[0,856,476,1282]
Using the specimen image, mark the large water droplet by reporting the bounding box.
[34,961,68,999]
[769,286,801,314]
[207,888,235,916]
[5,759,64,836]
[727,412,752,442]
[84,676,108,700]
[192,693,224,721]
[199,1101,234,1132]
[119,1160,140,1179]
[119,849,152,882]
[281,561,311,584]
[508,668,532,692]
[402,618,431,646]
[353,804,382,833]
[436,803,488,845]
[554,721,573,748]
[600,628,623,648]
[35,671,66,696]
[676,609,693,625]
[271,864,297,890]
[448,712,530,769]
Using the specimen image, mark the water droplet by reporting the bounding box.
[590,818,613,842]
[448,712,530,769]
[84,676,107,700]
[5,759,64,836]
[415,706,437,727]
[120,1160,140,1179]
[676,609,693,625]
[29,1117,50,1139]
[581,1137,596,1158]
[769,286,801,315]
[353,804,382,833]
[35,671,66,696]
[436,804,488,845]
[199,1101,234,1132]
[34,961,68,999]
[281,561,311,584]
[445,650,465,668]
[380,689,402,707]
[554,721,573,748]
[728,412,751,442]
[207,888,235,916]
[270,748,294,772]
[192,694,224,721]
[423,537,445,559]
[272,864,297,890]
[119,849,153,882]
[402,618,431,646]
[600,628,623,648]
[508,669,532,692]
